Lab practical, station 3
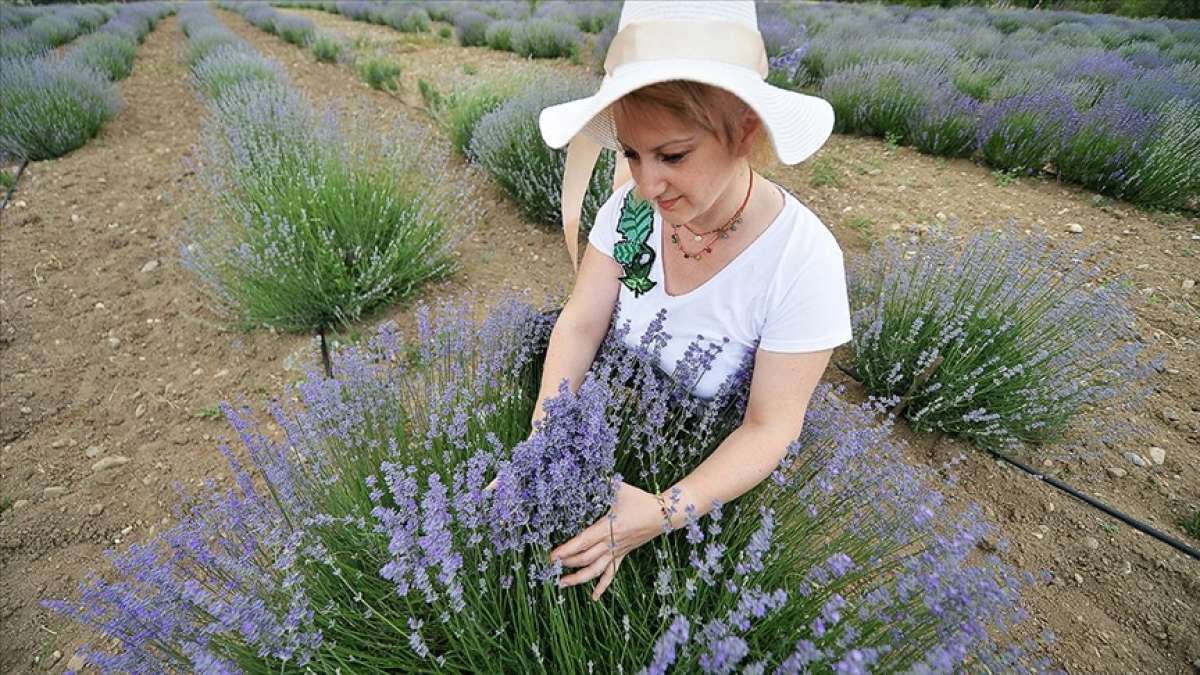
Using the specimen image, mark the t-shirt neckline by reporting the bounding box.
[656,184,792,301]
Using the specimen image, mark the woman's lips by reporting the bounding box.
[658,197,680,210]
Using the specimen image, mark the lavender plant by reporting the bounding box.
[44,295,1047,673]
[845,227,1161,453]
[1115,97,1200,210]
[509,18,582,60]
[0,56,120,161]
[276,15,315,46]
[187,25,248,66]
[820,62,947,141]
[469,77,614,230]
[382,4,431,33]
[977,91,1080,174]
[423,79,518,159]
[1055,93,1156,197]
[65,33,138,81]
[183,83,474,332]
[308,31,344,63]
[454,10,491,47]
[193,46,287,101]
[484,18,517,52]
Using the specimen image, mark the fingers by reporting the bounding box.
[550,520,607,562]
[591,556,621,601]
[483,476,498,493]
[559,549,611,589]
[558,540,608,569]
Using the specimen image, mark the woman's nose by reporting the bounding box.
[637,162,669,198]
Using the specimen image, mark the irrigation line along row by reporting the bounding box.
[832,360,1199,562]
[0,159,30,212]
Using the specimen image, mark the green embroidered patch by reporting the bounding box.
[612,188,657,297]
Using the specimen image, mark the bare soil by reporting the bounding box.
[1,8,1196,674]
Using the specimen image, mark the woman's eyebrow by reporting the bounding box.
[618,136,695,152]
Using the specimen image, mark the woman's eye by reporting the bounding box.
[622,150,639,161]
[662,153,686,164]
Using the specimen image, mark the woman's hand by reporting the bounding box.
[550,481,667,601]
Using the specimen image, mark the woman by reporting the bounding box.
[535,1,852,601]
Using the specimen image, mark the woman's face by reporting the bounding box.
[613,103,746,230]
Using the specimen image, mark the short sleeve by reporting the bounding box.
[759,234,854,352]
[586,182,631,260]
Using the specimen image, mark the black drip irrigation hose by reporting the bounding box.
[832,361,1200,562]
[318,325,334,379]
[982,445,1200,561]
[0,158,30,212]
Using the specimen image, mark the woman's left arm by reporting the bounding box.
[659,346,834,527]
[551,346,834,599]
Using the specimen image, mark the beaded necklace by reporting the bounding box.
[667,169,753,261]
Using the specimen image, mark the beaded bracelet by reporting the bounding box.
[654,493,670,524]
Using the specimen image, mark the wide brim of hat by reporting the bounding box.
[538,59,833,166]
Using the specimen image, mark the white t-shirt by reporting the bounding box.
[587,179,853,400]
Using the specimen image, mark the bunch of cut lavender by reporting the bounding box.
[845,226,1162,453]
[469,74,615,230]
[46,296,1047,673]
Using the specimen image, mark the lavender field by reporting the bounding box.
[1,1,1197,674]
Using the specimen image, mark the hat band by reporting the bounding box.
[604,19,769,78]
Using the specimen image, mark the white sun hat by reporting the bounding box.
[539,0,834,272]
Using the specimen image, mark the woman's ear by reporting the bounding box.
[735,110,763,158]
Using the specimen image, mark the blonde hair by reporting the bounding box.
[612,80,778,169]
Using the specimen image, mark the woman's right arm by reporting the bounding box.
[530,241,623,428]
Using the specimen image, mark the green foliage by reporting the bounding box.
[846,228,1155,452]
[193,47,285,101]
[188,27,245,67]
[428,79,518,159]
[469,78,614,229]
[992,168,1018,187]
[357,57,402,92]
[310,33,343,63]
[195,404,223,420]
[1183,509,1200,540]
[847,215,876,241]
[809,157,842,187]
[0,56,119,162]
[278,21,314,47]
[510,19,580,59]
[438,25,452,39]
[188,90,471,333]
[66,33,138,82]
[0,168,16,191]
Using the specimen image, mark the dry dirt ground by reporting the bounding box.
[0,8,1196,673]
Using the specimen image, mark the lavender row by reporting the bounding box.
[272,0,618,60]
[0,4,115,60]
[761,2,1199,209]
[0,3,174,163]
[177,4,473,334]
[42,294,1048,672]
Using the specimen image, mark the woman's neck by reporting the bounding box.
[688,165,777,235]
